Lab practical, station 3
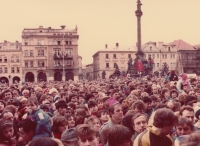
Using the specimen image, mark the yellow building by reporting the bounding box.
[0,40,22,84]
[92,43,137,79]
[21,25,80,82]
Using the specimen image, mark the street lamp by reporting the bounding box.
[62,33,65,81]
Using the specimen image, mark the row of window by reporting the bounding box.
[144,54,176,59]
[24,50,44,56]
[0,57,20,63]
[24,60,74,67]
[105,54,131,59]
[24,40,73,46]
[0,67,20,73]
[149,47,173,52]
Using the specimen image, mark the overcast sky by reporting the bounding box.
[0,0,200,65]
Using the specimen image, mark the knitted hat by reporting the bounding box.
[55,100,67,109]
[48,88,58,94]
[141,96,152,103]
[61,128,78,142]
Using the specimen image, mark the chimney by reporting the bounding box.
[116,43,119,49]
[105,44,108,49]
[4,40,7,43]
[158,42,164,49]
[61,25,66,29]
[39,26,43,29]
[48,27,51,29]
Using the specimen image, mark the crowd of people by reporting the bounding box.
[0,71,200,146]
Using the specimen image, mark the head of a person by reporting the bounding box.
[111,89,119,99]
[28,137,63,146]
[1,110,15,122]
[179,105,194,122]
[3,89,13,102]
[76,124,98,146]
[61,128,78,146]
[84,116,100,132]
[149,95,158,108]
[18,119,37,143]
[26,97,39,113]
[161,88,170,99]
[0,119,15,141]
[141,96,152,111]
[170,89,178,98]
[0,100,6,112]
[131,100,145,113]
[152,85,158,94]
[97,110,109,123]
[109,103,124,123]
[107,125,132,146]
[55,100,68,116]
[66,114,76,128]
[52,116,67,134]
[180,73,188,81]
[69,94,78,103]
[132,112,148,134]
[153,108,178,135]
[22,89,30,99]
[88,99,98,114]
[176,117,194,136]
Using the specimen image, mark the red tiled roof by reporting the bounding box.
[193,44,200,49]
[170,39,194,50]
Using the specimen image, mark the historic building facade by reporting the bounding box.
[85,63,94,81]
[0,40,22,84]
[92,44,137,79]
[21,25,80,82]
[143,41,177,72]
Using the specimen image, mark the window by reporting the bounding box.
[65,41,68,45]
[165,54,167,58]
[54,60,61,66]
[157,63,159,67]
[69,41,72,45]
[25,61,28,67]
[53,40,57,45]
[25,40,28,46]
[150,47,152,51]
[148,54,151,58]
[114,63,117,68]
[38,50,44,56]
[106,63,109,68]
[24,50,28,56]
[38,40,44,45]
[38,61,45,67]
[113,54,116,58]
[4,57,7,62]
[152,54,155,58]
[11,57,14,62]
[4,67,7,73]
[66,49,72,56]
[57,41,61,45]
[106,54,109,58]
[30,61,33,67]
[11,67,15,73]
[128,54,131,58]
[30,40,33,45]
[168,47,171,51]
[30,50,33,56]
[16,67,20,73]
[157,54,159,58]
[0,67,2,73]
[0,57,2,62]
[16,57,19,62]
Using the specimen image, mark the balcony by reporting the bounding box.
[53,54,73,60]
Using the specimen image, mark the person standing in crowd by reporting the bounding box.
[134,108,178,146]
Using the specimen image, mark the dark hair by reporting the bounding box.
[85,94,94,103]
[68,94,77,102]
[176,117,194,131]
[153,108,178,128]
[28,137,59,146]
[179,105,194,116]
[108,103,121,118]
[52,116,67,133]
[18,119,37,133]
[122,112,136,134]
[107,125,132,146]
[88,99,97,109]
[76,124,97,139]
[131,100,145,111]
